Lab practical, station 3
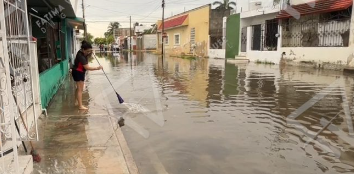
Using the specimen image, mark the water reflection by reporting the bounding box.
[223,62,239,98]
[87,53,354,174]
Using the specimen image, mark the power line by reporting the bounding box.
[88,5,161,18]
[138,4,161,21]
[97,0,160,16]
[86,20,155,23]
[100,0,157,5]
[168,0,205,4]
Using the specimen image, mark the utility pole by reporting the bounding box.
[129,16,132,51]
[82,0,87,40]
[161,0,165,57]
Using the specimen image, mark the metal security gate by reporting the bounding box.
[241,27,247,52]
[0,0,38,173]
[252,24,262,51]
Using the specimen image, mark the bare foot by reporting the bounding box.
[79,106,88,110]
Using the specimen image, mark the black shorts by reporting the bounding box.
[72,70,85,81]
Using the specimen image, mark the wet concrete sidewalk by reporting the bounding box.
[32,77,138,174]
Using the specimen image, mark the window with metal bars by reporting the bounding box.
[190,28,195,51]
[281,10,351,47]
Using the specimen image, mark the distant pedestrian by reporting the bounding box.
[99,44,103,52]
[72,40,103,110]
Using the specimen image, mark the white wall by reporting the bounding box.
[282,47,353,64]
[247,51,282,63]
[236,0,280,13]
[241,4,280,18]
[143,34,157,50]
[208,49,225,59]
[281,4,354,67]
[240,13,278,27]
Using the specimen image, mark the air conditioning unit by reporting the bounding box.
[255,2,262,5]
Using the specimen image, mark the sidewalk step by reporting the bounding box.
[227,58,249,64]
[2,155,33,174]
[234,55,248,60]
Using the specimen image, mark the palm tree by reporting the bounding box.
[107,22,120,36]
[213,0,236,16]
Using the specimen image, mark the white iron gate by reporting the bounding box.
[0,0,38,173]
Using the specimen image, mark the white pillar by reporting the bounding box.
[222,17,227,49]
[349,4,354,48]
[277,20,282,52]
[246,26,252,54]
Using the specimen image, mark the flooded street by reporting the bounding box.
[41,52,354,174]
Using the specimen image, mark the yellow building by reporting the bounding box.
[157,5,211,57]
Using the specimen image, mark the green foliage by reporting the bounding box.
[94,37,107,45]
[255,60,275,65]
[213,0,236,10]
[106,35,114,44]
[107,22,120,36]
[86,33,94,44]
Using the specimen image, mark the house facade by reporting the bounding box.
[237,0,282,64]
[115,28,135,50]
[157,5,211,57]
[0,0,82,173]
[278,0,354,69]
[28,0,85,108]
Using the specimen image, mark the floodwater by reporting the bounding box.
[59,52,354,174]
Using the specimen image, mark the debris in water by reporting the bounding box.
[118,117,125,127]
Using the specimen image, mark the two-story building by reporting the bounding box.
[236,0,282,64]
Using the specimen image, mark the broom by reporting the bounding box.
[13,96,41,163]
[92,53,124,104]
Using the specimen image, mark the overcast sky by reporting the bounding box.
[74,0,246,38]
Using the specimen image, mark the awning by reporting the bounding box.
[67,17,85,30]
[276,0,352,19]
[28,0,77,18]
[158,15,189,30]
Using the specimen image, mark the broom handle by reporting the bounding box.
[13,95,34,149]
[93,54,118,94]
[14,119,28,153]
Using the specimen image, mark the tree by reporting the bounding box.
[94,37,107,45]
[80,33,94,44]
[94,38,102,45]
[106,35,114,44]
[213,0,236,16]
[143,24,157,34]
[87,33,94,44]
[107,22,120,36]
